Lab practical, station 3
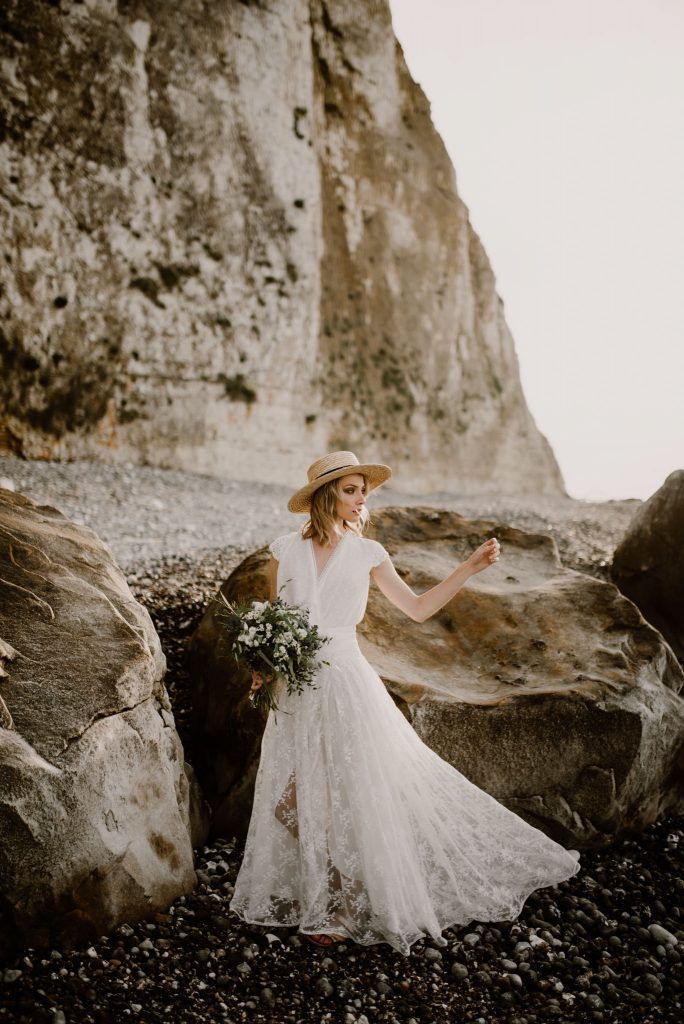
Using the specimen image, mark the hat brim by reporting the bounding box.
[287,464,392,514]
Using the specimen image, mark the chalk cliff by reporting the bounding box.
[0,0,566,495]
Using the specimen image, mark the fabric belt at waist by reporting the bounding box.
[319,626,360,649]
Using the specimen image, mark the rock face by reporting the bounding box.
[191,508,684,848]
[0,488,199,953]
[0,0,564,495]
[611,470,684,666]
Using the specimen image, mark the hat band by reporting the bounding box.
[314,464,356,481]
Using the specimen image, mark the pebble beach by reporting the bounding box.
[0,456,681,1024]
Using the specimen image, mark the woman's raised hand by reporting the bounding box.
[466,537,501,576]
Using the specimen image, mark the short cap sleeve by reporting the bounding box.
[268,533,292,560]
[367,538,389,569]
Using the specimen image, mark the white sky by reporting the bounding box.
[388,0,683,501]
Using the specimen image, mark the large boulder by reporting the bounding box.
[0,488,200,954]
[190,560,271,842]
[611,470,684,665]
[190,507,684,849]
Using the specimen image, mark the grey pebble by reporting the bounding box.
[424,947,442,961]
[648,923,678,946]
[641,973,663,996]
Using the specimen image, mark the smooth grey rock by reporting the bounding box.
[424,947,443,961]
[648,924,678,946]
[0,490,199,954]
[641,973,663,996]
[363,508,684,848]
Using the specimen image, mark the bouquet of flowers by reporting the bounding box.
[216,587,330,720]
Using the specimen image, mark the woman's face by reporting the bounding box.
[336,473,367,523]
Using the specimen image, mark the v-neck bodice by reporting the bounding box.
[308,533,348,582]
[268,529,388,630]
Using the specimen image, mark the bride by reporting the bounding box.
[229,451,581,953]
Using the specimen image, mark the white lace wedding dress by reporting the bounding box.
[229,528,581,955]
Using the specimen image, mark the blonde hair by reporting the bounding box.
[301,476,372,546]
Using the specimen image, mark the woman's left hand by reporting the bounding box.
[466,537,500,576]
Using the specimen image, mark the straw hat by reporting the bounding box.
[287,451,392,514]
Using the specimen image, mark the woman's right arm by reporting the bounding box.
[370,538,499,623]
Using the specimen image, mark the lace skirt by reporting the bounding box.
[229,630,581,956]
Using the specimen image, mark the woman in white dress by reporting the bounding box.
[229,451,581,953]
